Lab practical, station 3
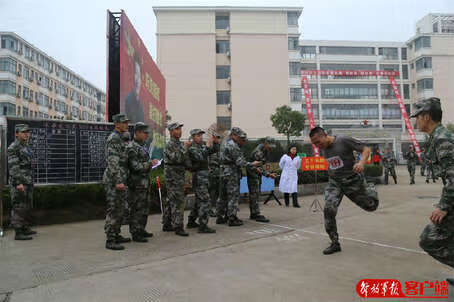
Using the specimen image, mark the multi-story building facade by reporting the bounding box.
[154,6,302,138]
[0,32,106,121]
[407,13,454,125]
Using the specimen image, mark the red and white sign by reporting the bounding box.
[301,76,320,157]
[301,70,400,77]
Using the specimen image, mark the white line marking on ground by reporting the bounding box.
[252,222,426,255]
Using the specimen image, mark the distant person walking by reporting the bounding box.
[278,146,302,207]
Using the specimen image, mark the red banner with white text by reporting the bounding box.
[301,76,320,157]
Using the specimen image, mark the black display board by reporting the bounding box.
[5,118,123,184]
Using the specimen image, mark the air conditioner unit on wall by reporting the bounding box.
[227,77,231,84]
[226,51,231,58]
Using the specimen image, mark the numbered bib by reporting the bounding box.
[327,156,344,170]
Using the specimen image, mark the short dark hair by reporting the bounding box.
[422,103,442,123]
[309,126,326,138]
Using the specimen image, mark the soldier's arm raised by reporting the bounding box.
[7,146,27,186]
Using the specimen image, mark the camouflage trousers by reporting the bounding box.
[246,172,261,216]
[224,172,241,219]
[324,174,379,243]
[384,166,397,184]
[407,162,416,183]
[189,170,211,227]
[420,215,454,269]
[10,185,33,229]
[421,163,426,176]
[128,187,149,236]
[104,185,126,241]
[426,165,437,182]
[216,175,228,218]
[163,167,186,229]
[208,171,220,210]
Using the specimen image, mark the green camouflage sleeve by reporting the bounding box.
[165,141,187,164]
[7,145,27,186]
[188,144,205,162]
[231,144,252,168]
[106,136,123,185]
[127,146,150,174]
[436,137,454,213]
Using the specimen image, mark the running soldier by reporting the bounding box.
[8,124,36,240]
[383,147,397,185]
[187,129,219,233]
[103,114,131,250]
[218,127,261,226]
[310,127,379,255]
[163,122,191,237]
[412,98,454,284]
[406,145,418,185]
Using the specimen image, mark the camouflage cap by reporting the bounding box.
[264,136,276,148]
[112,113,130,123]
[410,97,441,118]
[15,124,30,133]
[167,122,183,131]
[231,127,247,139]
[134,122,150,133]
[190,128,205,136]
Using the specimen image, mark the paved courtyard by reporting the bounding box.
[0,166,452,302]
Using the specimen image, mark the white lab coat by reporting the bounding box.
[279,154,301,193]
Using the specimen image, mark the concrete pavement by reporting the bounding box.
[0,166,452,302]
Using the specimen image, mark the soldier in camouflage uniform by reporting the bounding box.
[8,124,36,240]
[186,129,219,233]
[218,127,262,226]
[208,133,222,218]
[126,122,156,242]
[310,126,379,255]
[425,157,438,184]
[121,131,131,226]
[103,114,131,250]
[412,98,454,284]
[163,122,191,236]
[420,148,426,176]
[246,137,277,222]
[383,147,397,185]
[406,145,418,185]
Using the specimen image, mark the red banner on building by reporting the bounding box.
[301,70,400,77]
[301,76,320,156]
[388,76,421,161]
[302,157,329,171]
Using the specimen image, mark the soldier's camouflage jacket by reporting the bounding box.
[126,138,151,190]
[103,131,128,186]
[8,140,33,186]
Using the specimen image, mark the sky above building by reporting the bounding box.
[0,0,452,91]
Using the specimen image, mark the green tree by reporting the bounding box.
[270,105,306,147]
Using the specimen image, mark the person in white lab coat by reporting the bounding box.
[279,146,301,207]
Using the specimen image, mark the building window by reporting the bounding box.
[215,15,229,30]
[289,62,301,76]
[1,35,18,51]
[410,63,414,69]
[299,85,318,100]
[216,90,230,104]
[288,37,299,50]
[216,40,230,54]
[403,84,410,99]
[302,104,319,119]
[441,19,454,33]
[382,104,406,119]
[319,46,375,56]
[417,78,434,92]
[433,22,439,33]
[322,104,378,120]
[381,84,400,99]
[401,48,407,60]
[378,47,398,60]
[0,80,16,96]
[301,46,316,59]
[415,57,432,71]
[0,102,15,116]
[402,64,409,79]
[216,66,230,79]
[290,88,302,103]
[23,108,28,117]
[415,36,431,51]
[217,116,231,130]
[287,12,298,26]
[321,84,377,99]
[0,57,17,74]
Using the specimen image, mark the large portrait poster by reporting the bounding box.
[119,11,166,159]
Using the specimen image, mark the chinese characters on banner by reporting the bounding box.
[389,76,422,161]
[301,70,400,76]
[301,76,320,157]
[301,157,329,171]
[356,279,448,299]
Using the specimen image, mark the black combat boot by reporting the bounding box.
[132,235,148,243]
[228,216,243,227]
[250,214,270,223]
[426,179,430,184]
[198,225,216,234]
[15,229,32,240]
[175,228,189,237]
[115,234,131,244]
[216,216,227,224]
[292,193,300,208]
[284,193,290,207]
[106,240,125,251]
[162,224,174,232]
[141,230,154,238]
[186,219,200,229]
[22,227,37,235]
[323,242,341,255]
